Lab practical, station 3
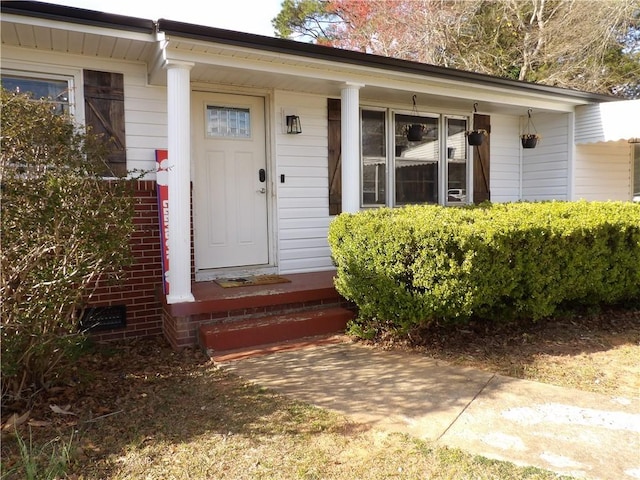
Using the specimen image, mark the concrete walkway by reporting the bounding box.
[221,341,640,480]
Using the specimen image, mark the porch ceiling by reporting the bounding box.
[1,13,157,63]
[188,61,535,116]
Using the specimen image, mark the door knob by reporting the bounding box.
[257,187,266,194]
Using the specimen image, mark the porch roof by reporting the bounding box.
[157,17,615,105]
[2,1,621,116]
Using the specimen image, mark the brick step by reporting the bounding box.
[209,335,347,363]
[198,306,354,358]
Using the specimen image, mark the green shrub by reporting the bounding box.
[1,88,136,404]
[328,201,640,337]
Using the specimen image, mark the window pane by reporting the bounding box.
[1,75,69,114]
[447,118,468,204]
[395,113,439,205]
[361,110,386,205]
[206,106,250,138]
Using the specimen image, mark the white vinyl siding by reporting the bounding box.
[123,81,168,173]
[574,141,632,201]
[575,104,605,144]
[489,113,521,202]
[522,113,570,201]
[274,92,333,274]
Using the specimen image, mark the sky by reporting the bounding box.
[36,0,284,37]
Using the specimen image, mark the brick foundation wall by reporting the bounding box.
[88,180,163,342]
[162,298,350,350]
[162,306,194,350]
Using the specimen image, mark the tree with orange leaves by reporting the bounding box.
[272,0,640,97]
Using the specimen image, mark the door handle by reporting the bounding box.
[259,168,266,182]
[257,187,266,194]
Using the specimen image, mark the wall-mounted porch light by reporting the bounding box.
[286,115,302,134]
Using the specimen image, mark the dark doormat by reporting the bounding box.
[214,275,291,288]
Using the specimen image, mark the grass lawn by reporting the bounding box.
[1,308,637,479]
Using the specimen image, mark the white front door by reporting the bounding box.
[192,92,269,271]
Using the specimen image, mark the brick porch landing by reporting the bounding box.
[161,270,355,352]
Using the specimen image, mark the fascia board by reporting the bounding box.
[2,12,155,43]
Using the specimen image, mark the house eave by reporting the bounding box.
[156,18,617,105]
[1,0,155,34]
[1,1,621,108]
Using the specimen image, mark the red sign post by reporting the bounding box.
[156,150,170,295]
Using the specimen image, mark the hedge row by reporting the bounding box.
[328,201,640,336]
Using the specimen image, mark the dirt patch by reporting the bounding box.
[392,307,640,398]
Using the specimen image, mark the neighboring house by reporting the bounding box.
[2,1,638,348]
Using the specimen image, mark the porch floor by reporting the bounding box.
[167,270,341,317]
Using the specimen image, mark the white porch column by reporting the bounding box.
[165,60,195,303]
[341,82,363,213]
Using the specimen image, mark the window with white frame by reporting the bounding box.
[446,117,469,204]
[361,109,386,205]
[394,112,439,205]
[361,108,469,207]
[1,73,72,115]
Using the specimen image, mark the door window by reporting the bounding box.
[206,106,251,138]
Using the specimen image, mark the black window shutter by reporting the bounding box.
[328,98,342,215]
[473,114,491,204]
[84,70,127,177]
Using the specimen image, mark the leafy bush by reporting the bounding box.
[1,88,136,404]
[328,201,640,337]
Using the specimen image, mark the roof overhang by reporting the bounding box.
[154,18,616,114]
[155,28,602,115]
[157,18,615,102]
[1,1,154,33]
[2,1,622,117]
[1,1,157,63]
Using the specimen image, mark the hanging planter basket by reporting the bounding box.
[521,135,539,149]
[521,109,540,149]
[406,94,425,142]
[407,124,424,141]
[466,130,487,146]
